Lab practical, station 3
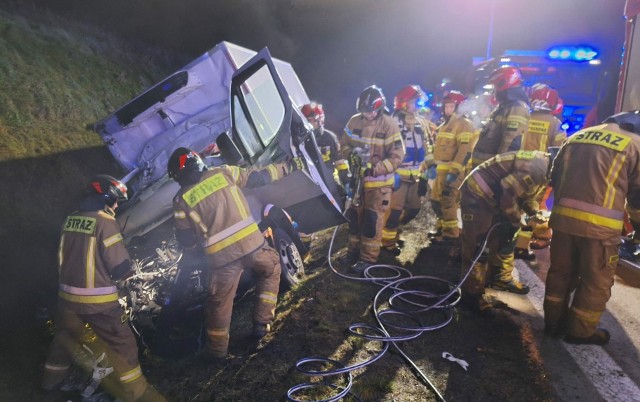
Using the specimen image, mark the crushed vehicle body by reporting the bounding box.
[92,41,346,354]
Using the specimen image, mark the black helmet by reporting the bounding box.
[89,174,127,207]
[604,110,640,135]
[167,147,206,185]
[356,85,386,114]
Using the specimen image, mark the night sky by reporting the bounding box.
[18,0,628,131]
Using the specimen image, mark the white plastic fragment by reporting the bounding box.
[442,351,469,371]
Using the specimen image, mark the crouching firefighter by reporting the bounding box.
[544,111,640,345]
[168,147,297,361]
[42,175,166,401]
[459,150,553,314]
[341,85,405,273]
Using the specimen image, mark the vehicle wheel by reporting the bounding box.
[272,227,305,289]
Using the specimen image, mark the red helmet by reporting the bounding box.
[301,102,325,126]
[394,85,426,112]
[488,66,522,92]
[530,83,561,112]
[443,90,466,106]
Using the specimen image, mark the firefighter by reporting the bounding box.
[471,66,530,166]
[460,150,550,314]
[428,90,475,246]
[471,66,531,293]
[544,111,640,345]
[515,83,567,260]
[381,85,433,255]
[168,147,295,360]
[301,102,342,176]
[42,175,166,402]
[340,85,405,273]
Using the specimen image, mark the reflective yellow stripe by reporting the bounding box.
[552,205,623,230]
[396,168,421,177]
[205,223,260,254]
[120,365,142,383]
[59,290,118,303]
[86,237,96,288]
[570,306,601,324]
[259,291,278,305]
[603,153,625,209]
[207,327,229,337]
[437,132,455,139]
[182,173,229,208]
[174,210,186,219]
[103,233,122,248]
[544,294,564,303]
[450,162,464,172]
[336,160,349,170]
[436,164,451,172]
[267,164,278,181]
[58,234,65,273]
[45,363,71,371]
[188,210,208,234]
[382,159,394,172]
[441,220,458,229]
[384,131,403,145]
[230,186,248,219]
[363,176,394,188]
[507,115,528,125]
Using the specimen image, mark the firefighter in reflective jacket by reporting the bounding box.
[168,148,294,360]
[460,150,550,313]
[42,175,166,402]
[544,111,640,345]
[340,85,405,273]
[301,102,342,174]
[381,85,433,255]
[515,83,567,260]
[428,90,475,244]
[471,66,530,167]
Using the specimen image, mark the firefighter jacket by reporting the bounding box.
[315,127,341,168]
[521,111,566,151]
[342,112,405,189]
[549,123,640,239]
[173,162,290,267]
[57,206,129,315]
[393,111,433,182]
[433,112,475,177]
[472,99,530,166]
[462,150,549,226]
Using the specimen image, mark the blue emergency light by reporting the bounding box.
[547,46,598,62]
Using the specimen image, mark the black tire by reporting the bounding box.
[272,227,305,289]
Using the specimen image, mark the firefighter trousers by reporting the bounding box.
[346,187,392,262]
[440,173,463,238]
[42,304,163,401]
[460,191,519,295]
[381,180,421,248]
[544,231,619,338]
[204,242,280,357]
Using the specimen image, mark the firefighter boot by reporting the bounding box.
[514,247,536,261]
[491,278,530,295]
[252,322,272,340]
[351,260,374,274]
[564,328,610,346]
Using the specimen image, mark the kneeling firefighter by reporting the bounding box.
[168,147,297,360]
[460,150,555,314]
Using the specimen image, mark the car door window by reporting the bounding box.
[233,64,285,159]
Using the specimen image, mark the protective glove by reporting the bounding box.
[526,210,549,228]
[445,172,458,184]
[425,165,437,180]
[360,163,373,177]
[338,168,352,186]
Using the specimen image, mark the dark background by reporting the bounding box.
[9,0,628,131]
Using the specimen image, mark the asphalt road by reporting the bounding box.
[496,248,640,401]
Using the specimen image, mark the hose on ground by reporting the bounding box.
[286,222,503,402]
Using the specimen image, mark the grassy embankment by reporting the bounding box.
[0,6,173,326]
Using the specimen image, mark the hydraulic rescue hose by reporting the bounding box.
[286,222,505,402]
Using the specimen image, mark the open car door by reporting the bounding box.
[217,48,346,234]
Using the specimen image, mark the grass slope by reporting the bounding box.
[0,4,173,327]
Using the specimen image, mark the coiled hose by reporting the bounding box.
[286,222,503,402]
